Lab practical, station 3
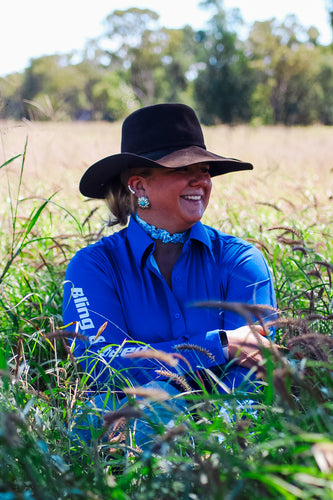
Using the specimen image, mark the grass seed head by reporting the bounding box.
[123,387,171,401]
[155,369,192,392]
[173,343,216,363]
[103,405,144,426]
[287,333,333,362]
[125,349,179,367]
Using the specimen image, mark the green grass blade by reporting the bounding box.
[0,153,22,169]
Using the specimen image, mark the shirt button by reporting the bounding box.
[175,275,181,282]
[175,313,181,319]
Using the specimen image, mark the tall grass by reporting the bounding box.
[0,121,332,499]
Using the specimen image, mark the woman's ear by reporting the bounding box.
[128,175,147,197]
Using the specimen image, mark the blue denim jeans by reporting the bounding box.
[70,365,261,450]
[70,380,188,450]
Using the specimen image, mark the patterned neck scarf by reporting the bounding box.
[134,213,190,244]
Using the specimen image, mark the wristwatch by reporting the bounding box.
[206,329,229,361]
[219,329,229,361]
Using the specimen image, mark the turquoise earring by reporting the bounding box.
[137,196,151,209]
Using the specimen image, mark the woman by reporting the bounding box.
[63,103,276,445]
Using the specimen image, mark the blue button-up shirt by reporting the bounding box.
[63,216,276,389]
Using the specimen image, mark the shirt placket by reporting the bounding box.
[146,251,188,340]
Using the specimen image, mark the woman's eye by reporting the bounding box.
[201,167,210,173]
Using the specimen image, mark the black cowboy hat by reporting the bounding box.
[79,103,253,199]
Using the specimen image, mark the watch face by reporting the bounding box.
[219,330,228,347]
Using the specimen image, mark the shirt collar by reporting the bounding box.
[127,216,154,266]
[188,221,213,253]
[127,215,213,266]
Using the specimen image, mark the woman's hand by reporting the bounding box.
[227,325,272,370]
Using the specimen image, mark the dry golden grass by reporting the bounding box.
[205,124,333,202]
[0,121,121,207]
[1,120,332,221]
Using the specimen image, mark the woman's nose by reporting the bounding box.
[189,171,211,185]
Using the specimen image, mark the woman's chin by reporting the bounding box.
[179,200,206,221]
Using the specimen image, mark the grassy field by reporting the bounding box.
[1,120,332,204]
[0,120,333,499]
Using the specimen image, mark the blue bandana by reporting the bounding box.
[134,213,189,244]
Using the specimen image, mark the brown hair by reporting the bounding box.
[105,167,153,227]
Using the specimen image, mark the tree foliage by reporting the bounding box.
[246,16,333,125]
[194,2,255,123]
[0,5,333,124]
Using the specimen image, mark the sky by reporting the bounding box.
[1,0,331,77]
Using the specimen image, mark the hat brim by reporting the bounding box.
[79,145,253,199]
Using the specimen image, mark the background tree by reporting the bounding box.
[100,8,160,69]
[247,16,331,124]
[96,8,197,106]
[194,0,255,124]
[146,25,200,105]
[314,50,333,124]
[91,70,139,120]
[1,2,332,124]
[20,55,99,120]
[0,72,24,119]
[97,8,161,104]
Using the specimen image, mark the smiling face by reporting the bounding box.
[128,163,212,233]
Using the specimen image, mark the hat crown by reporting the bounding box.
[121,103,206,156]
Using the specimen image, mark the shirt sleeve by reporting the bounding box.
[63,246,227,389]
[221,241,277,337]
